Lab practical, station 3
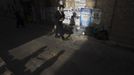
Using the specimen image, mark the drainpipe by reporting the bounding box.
[110,0,118,33]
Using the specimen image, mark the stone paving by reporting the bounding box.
[4,33,87,75]
[2,33,133,75]
[0,17,134,75]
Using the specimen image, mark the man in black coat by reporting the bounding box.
[55,5,65,40]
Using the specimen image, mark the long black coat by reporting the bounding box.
[55,10,65,35]
[55,10,65,23]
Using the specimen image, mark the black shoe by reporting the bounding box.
[55,35,60,38]
[65,37,70,40]
[62,37,67,40]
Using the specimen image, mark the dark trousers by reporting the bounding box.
[55,21,64,38]
[16,19,25,28]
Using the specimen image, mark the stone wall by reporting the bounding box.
[96,0,115,30]
[96,0,134,48]
[0,0,15,18]
[110,0,134,48]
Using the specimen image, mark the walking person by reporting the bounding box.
[55,5,65,40]
[14,10,25,28]
[65,12,77,39]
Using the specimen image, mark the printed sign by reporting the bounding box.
[80,8,92,27]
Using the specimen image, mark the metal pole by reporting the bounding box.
[110,0,117,30]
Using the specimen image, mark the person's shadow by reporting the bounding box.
[0,46,47,75]
[26,50,65,75]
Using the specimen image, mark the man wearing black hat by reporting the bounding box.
[55,5,65,40]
